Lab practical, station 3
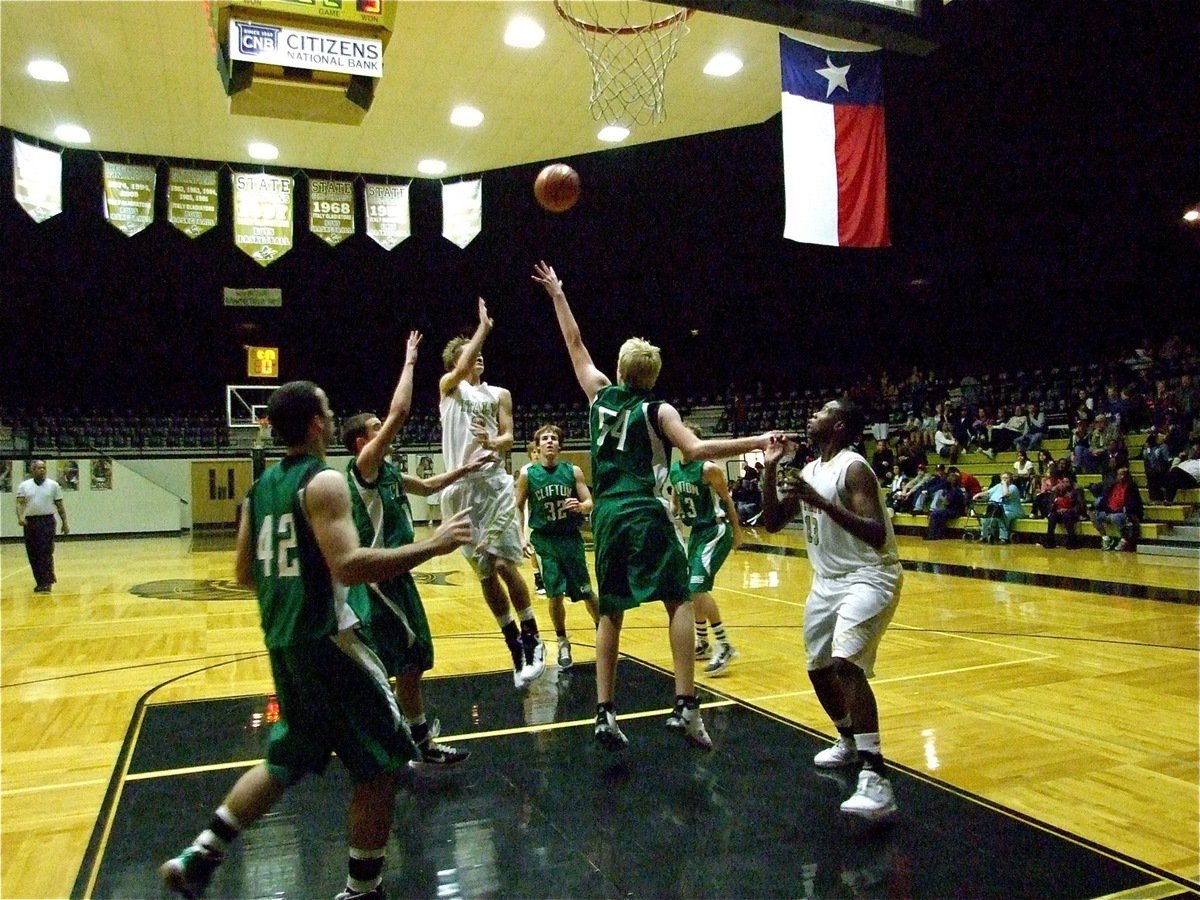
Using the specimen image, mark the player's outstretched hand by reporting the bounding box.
[434,508,473,552]
[531,261,564,300]
[478,297,494,330]
[405,331,422,366]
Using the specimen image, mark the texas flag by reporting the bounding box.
[781,34,890,248]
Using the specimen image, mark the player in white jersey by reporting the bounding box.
[761,397,901,823]
[439,298,546,689]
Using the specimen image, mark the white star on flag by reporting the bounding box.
[816,56,851,97]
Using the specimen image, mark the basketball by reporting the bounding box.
[534,163,581,213]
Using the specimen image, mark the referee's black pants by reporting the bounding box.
[23,515,56,588]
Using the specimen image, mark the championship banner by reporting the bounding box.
[308,178,354,247]
[442,179,482,249]
[364,182,410,250]
[102,162,156,237]
[232,172,294,266]
[12,138,62,223]
[168,168,219,238]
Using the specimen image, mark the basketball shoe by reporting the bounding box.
[840,769,898,821]
[557,638,573,670]
[594,706,628,751]
[665,700,713,750]
[703,643,737,676]
[161,844,224,899]
[814,735,859,768]
[413,719,469,770]
[693,639,711,660]
[520,634,546,684]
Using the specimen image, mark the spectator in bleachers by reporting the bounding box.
[1091,467,1144,551]
[1078,414,1118,474]
[987,405,1028,456]
[968,407,993,455]
[1141,430,1171,501]
[925,470,968,540]
[871,436,896,481]
[1012,449,1035,497]
[891,462,932,513]
[1041,475,1087,550]
[1014,402,1046,452]
[933,419,959,462]
[1164,446,1200,503]
[1176,373,1199,432]
[949,466,982,500]
[895,436,927,480]
[732,465,762,525]
[911,464,948,513]
[976,471,1024,544]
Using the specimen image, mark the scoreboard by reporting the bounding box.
[247,346,279,378]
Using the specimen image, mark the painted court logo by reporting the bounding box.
[129,572,460,601]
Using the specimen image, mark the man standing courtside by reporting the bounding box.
[533,261,780,752]
[440,298,546,688]
[16,459,69,592]
[760,397,901,822]
[161,380,472,900]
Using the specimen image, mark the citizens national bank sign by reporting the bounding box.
[229,19,382,76]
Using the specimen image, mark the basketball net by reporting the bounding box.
[554,1,693,127]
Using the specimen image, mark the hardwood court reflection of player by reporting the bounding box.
[761,398,901,822]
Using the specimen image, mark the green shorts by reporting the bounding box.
[591,495,689,615]
[265,630,417,785]
[354,574,434,676]
[686,522,734,593]
[530,530,593,602]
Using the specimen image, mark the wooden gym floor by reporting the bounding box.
[1,527,1197,898]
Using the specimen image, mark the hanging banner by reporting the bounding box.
[168,168,219,238]
[364,182,410,250]
[102,162,156,237]
[308,178,355,247]
[442,179,482,249]
[232,172,293,266]
[12,138,62,223]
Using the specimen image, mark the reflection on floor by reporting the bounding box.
[83,661,1169,899]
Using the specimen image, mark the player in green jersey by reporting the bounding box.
[514,423,599,670]
[669,446,745,676]
[533,261,782,753]
[342,331,492,771]
[161,381,472,900]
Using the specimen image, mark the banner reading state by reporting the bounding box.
[168,168,219,238]
[232,172,294,266]
[12,138,62,223]
[364,182,410,250]
[308,178,354,247]
[102,162,156,236]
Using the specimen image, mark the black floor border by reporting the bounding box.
[743,542,1200,605]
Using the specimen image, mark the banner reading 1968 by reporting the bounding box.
[232,172,293,266]
[308,178,354,247]
[102,162,156,237]
[168,168,219,238]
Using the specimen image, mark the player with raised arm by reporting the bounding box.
[532,261,781,752]
[760,397,902,822]
[342,331,492,770]
[161,380,472,900]
[514,424,599,670]
[439,298,546,688]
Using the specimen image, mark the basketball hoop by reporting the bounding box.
[554,1,693,127]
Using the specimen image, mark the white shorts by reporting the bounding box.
[440,470,524,579]
[804,565,902,677]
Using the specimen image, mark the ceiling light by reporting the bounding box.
[703,52,743,77]
[418,159,447,175]
[504,16,545,48]
[248,142,278,160]
[450,106,484,128]
[1184,209,1200,223]
[54,124,90,144]
[597,126,629,143]
[27,59,69,82]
